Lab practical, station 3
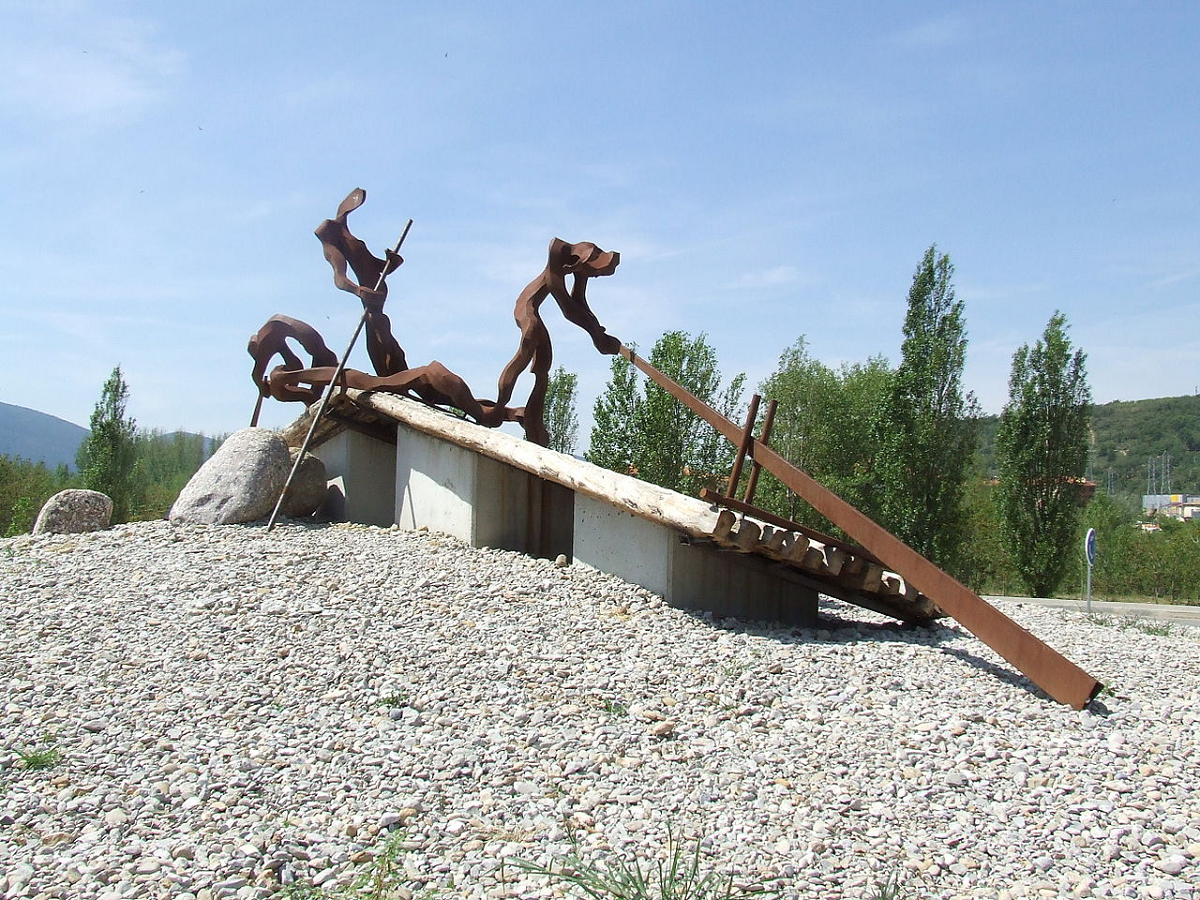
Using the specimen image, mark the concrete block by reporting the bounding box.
[312,429,396,526]
[573,494,675,596]
[395,423,573,558]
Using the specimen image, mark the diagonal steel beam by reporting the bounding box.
[620,345,1102,709]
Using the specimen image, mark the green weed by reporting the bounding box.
[866,871,909,900]
[600,698,629,718]
[376,692,410,709]
[514,830,774,900]
[281,830,410,899]
[14,739,61,771]
[1124,618,1174,636]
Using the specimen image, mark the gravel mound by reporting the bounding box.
[1,521,1198,900]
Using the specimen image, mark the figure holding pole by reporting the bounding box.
[265,192,412,532]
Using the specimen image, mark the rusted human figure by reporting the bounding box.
[314,189,408,376]
[249,189,622,445]
[494,239,621,445]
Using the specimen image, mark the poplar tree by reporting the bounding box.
[995,312,1091,597]
[543,366,580,456]
[586,332,744,494]
[873,246,978,572]
[756,337,891,529]
[586,347,641,475]
[76,366,140,522]
[636,331,744,494]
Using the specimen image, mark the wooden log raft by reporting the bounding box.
[295,389,941,624]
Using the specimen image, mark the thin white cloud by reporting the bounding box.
[1146,268,1200,289]
[889,14,971,50]
[0,4,182,126]
[721,265,801,291]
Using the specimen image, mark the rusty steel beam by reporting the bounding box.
[725,393,761,497]
[742,397,778,506]
[620,345,1102,709]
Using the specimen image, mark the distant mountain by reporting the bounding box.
[0,402,88,471]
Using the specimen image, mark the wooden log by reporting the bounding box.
[763,526,789,556]
[840,562,884,593]
[839,554,866,578]
[348,390,724,540]
[824,546,849,577]
[733,519,762,552]
[712,509,738,542]
[278,399,349,449]
[787,534,827,573]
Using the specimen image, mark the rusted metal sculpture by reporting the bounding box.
[249,189,621,445]
[249,188,1101,709]
[494,238,621,445]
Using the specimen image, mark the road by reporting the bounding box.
[987,595,1200,629]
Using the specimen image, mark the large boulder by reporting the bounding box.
[169,428,292,525]
[33,489,113,534]
[280,447,328,519]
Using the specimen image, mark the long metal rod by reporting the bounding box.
[266,219,413,531]
[620,345,1102,709]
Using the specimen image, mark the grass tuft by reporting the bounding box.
[1124,618,1174,636]
[514,830,774,900]
[866,871,909,900]
[280,830,409,899]
[14,738,61,771]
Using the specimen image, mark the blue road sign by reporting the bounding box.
[1085,527,1097,566]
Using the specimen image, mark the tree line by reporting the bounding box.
[547,245,1197,602]
[1,367,223,535]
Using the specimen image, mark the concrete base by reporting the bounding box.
[313,429,397,526]
[573,494,818,626]
[320,419,818,627]
[395,423,573,559]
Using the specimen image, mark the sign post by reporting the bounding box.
[1085,527,1097,613]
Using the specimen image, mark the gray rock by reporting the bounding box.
[169,428,291,525]
[32,489,113,534]
[280,448,328,519]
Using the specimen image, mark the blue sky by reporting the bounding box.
[2,1,1197,442]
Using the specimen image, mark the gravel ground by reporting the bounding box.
[1,520,1198,900]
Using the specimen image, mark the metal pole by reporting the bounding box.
[250,390,265,428]
[266,219,413,531]
[725,394,761,498]
[742,398,778,505]
[1086,559,1093,615]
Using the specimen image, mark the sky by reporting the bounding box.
[2,1,1197,444]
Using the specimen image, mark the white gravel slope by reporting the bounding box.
[1,521,1198,900]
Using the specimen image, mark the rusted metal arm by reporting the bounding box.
[619,345,1102,709]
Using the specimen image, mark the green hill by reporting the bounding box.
[975,393,1200,503]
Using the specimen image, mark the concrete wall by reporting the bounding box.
[573,494,818,626]
[313,429,397,526]
[323,421,817,627]
[395,423,573,559]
